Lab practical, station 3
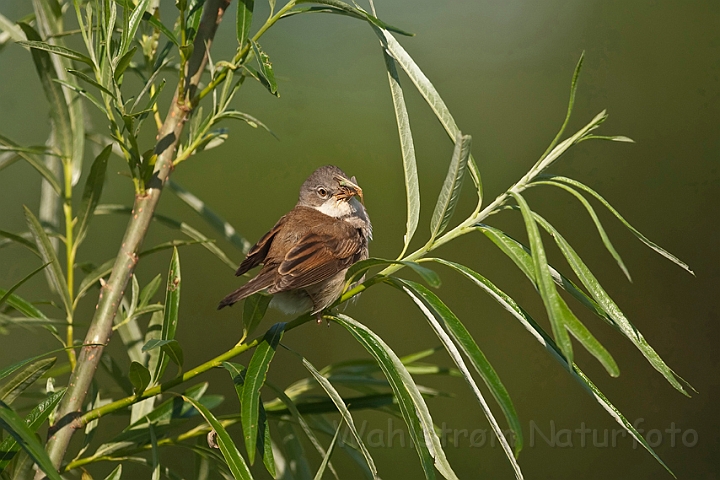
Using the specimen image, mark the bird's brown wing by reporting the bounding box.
[235,215,288,277]
[269,223,365,293]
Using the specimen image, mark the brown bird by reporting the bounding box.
[218,165,371,322]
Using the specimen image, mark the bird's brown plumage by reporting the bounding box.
[217,206,368,310]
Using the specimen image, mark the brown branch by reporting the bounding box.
[41,0,232,473]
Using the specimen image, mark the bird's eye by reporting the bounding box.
[317,187,328,198]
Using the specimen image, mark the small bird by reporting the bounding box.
[218,165,372,323]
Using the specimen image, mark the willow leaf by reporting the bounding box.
[389,277,523,476]
[0,229,40,256]
[430,134,472,240]
[539,52,584,160]
[153,247,181,383]
[0,262,50,312]
[531,179,630,281]
[0,401,63,480]
[23,206,71,315]
[441,262,673,476]
[510,192,573,364]
[17,39,94,65]
[533,211,686,393]
[250,41,277,96]
[265,382,339,479]
[345,257,440,288]
[379,29,482,199]
[223,362,276,478]
[181,395,254,480]
[547,175,693,275]
[129,361,151,394]
[167,180,252,253]
[242,293,272,340]
[120,0,150,56]
[0,134,61,194]
[332,313,457,480]
[301,356,378,478]
[76,144,111,246]
[236,0,254,46]
[294,0,413,36]
[379,43,418,257]
[241,322,285,464]
[0,358,55,405]
[0,389,65,473]
[95,204,238,270]
[313,422,342,480]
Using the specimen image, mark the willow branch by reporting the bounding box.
[41,0,232,473]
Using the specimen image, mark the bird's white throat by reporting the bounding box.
[315,196,357,218]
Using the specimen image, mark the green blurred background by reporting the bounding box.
[1,0,718,478]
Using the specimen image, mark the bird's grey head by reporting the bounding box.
[297,165,363,210]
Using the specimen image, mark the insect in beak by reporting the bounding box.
[335,175,364,204]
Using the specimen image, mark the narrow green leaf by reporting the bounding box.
[531,179,631,281]
[510,192,573,364]
[103,464,123,480]
[275,420,313,479]
[76,144,111,246]
[150,422,160,480]
[142,339,184,369]
[52,77,107,113]
[293,0,413,36]
[380,45,419,257]
[0,389,65,473]
[0,12,24,42]
[100,353,135,396]
[241,323,285,464]
[153,247,181,383]
[379,29,482,199]
[129,361,151,394]
[181,395,254,480]
[76,258,114,305]
[250,41,278,96]
[216,110,277,139]
[0,401,63,480]
[548,175,694,275]
[391,275,524,463]
[0,134,61,194]
[478,225,606,319]
[142,12,179,46]
[23,206,72,315]
[236,0,254,46]
[430,133,472,240]
[300,357,378,478]
[95,205,239,270]
[530,110,608,176]
[345,257,440,288]
[532,211,685,392]
[242,293,272,340]
[139,274,162,307]
[114,45,137,81]
[121,0,150,55]
[332,313,458,480]
[0,229,40,256]
[0,358,56,405]
[442,263,674,476]
[17,39,94,65]
[0,262,50,311]
[539,53,584,160]
[265,382,340,479]
[139,239,214,258]
[222,362,276,478]
[67,69,115,98]
[313,422,342,480]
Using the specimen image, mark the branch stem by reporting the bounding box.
[62,159,76,369]
[41,0,232,472]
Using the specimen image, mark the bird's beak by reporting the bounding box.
[335,175,364,204]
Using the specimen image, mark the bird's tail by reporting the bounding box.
[217,271,274,309]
